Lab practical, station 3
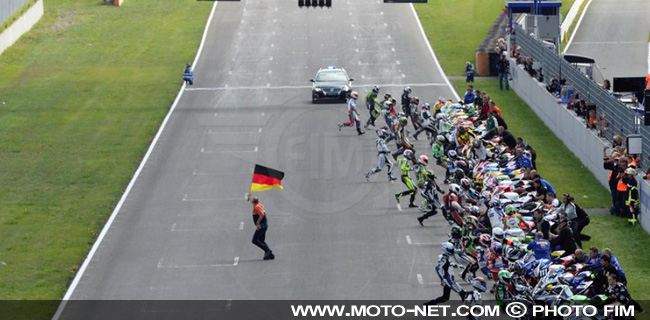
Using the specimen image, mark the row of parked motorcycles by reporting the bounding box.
[420,101,627,320]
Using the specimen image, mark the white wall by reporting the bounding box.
[0,0,43,57]
[510,62,650,233]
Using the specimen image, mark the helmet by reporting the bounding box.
[384,93,392,100]
[511,260,526,276]
[491,242,503,255]
[404,86,411,93]
[441,242,455,256]
[450,226,462,240]
[492,227,504,241]
[399,116,408,126]
[424,170,435,180]
[385,100,394,107]
[372,85,380,93]
[350,91,359,99]
[397,112,406,118]
[626,168,636,175]
[411,96,420,104]
[460,178,472,190]
[422,103,431,110]
[376,129,388,139]
[505,246,521,261]
[479,234,492,247]
[448,150,457,159]
[436,135,446,143]
[498,270,512,283]
[471,277,487,293]
[419,155,429,165]
[458,126,466,134]
[403,149,414,159]
[505,204,516,215]
[449,183,461,194]
[480,190,492,200]
[489,198,500,208]
[468,206,480,216]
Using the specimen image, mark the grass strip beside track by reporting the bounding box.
[0,0,212,304]
[414,0,649,300]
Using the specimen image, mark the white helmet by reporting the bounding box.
[492,227,504,241]
[403,149,414,159]
[436,135,446,143]
[350,91,359,99]
[404,86,412,94]
[449,183,461,194]
[441,242,455,256]
[372,85,380,93]
[448,149,458,159]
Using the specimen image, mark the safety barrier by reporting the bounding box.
[0,0,43,57]
[0,0,32,27]
[509,48,650,234]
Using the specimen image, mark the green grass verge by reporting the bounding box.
[415,0,650,300]
[450,79,610,208]
[0,0,212,305]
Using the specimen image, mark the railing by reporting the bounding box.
[1,0,32,27]
[512,24,645,166]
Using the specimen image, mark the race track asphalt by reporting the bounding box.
[565,0,650,79]
[58,0,465,316]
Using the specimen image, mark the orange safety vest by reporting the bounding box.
[629,157,637,168]
[646,74,650,89]
[617,177,628,192]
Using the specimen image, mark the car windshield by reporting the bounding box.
[316,71,348,82]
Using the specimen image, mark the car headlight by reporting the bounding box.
[314,87,322,92]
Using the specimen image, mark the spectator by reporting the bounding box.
[183,63,194,85]
[530,170,555,195]
[527,232,551,260]
[526,178,548,201]
[588,109,597,129]
[517,137,537,169]
[604,149,626,215]
[585,246,601,271]
[493,111,508,130]
[600,79,611,91]
[533,209,550,240]
[487,100,503,117]
[550,215,577,257]
[497,126,517,150]
[558,193,582,248]
[514,148,533,170]
[593,254,620,293]
[465,61,475,83]
[497,52,510,91]
[546,77,559,94]
[602,248,627,284]
[483,112,499,140]
[514,46,524,65]
[464,85,476,104]
[474,90,483,111]
[574,249,588,263]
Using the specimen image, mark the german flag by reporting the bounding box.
[250,164,284,192]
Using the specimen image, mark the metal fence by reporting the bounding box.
[512,24,646,166]
[1,0,32,27]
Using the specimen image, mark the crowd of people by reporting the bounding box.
[339,85,642,318]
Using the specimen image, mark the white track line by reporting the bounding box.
[52,2,220,319]
[157,257,239,268]
[409,4,460,101]
[564,0,593,54]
